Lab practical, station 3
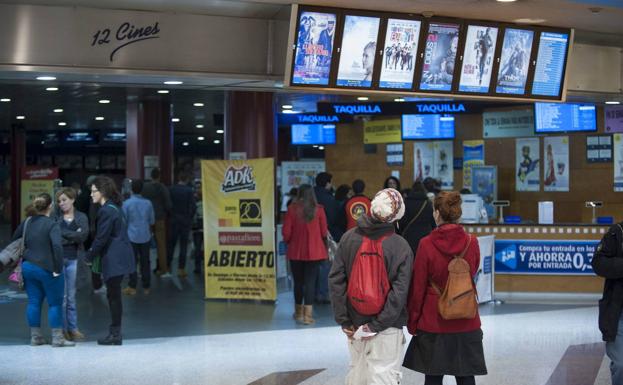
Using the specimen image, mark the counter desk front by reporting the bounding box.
[464,223,610,295]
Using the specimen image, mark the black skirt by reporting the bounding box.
[403,329,487,377]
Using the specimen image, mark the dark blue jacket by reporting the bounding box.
[85,201,135,280]
[169,184,196,227]
[314,186,344,241]
[12,215,63,274]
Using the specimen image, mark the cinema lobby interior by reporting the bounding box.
[0,0,622,384]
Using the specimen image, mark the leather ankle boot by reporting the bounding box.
[30,327,46,346]
[52,328,76,347]
[98,327,122,346]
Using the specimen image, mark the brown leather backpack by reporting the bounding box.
[430,235,478,320]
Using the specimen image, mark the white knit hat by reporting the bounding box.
[371,188,405,223]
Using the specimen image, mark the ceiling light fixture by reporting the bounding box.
[58,122,67,126]
[216,129,224,134]
[496,0,517,2]
[0,98,10,102]
[282,109,298,114]
[514,18,546,23]
[282,104,293,109]
[36,76,56,81]
[394,98,405,102]
[319,146,325,150]
[196,124,204,128]
[182,141,189,146]
[606,101,621,105]
[16,116,25,120]
[46,87,59,91]
[197,136,205,141]
[99,99,110,104]
[53,108,63,113]
[357,97,369,101]
[193,103,204,107]
[172,118,180,122]
[95,116,105,121]
[214,139,221,144]
[164,81,183,85]
[157,90,170,94]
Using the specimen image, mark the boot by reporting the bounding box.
[97,327,122,346]
[52,328,76,347]
[30,327,46,346]
[293,304,304,323]
[69,330,86,341]
[303,305,315,325]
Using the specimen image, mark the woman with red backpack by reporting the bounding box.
[403,191,487,385]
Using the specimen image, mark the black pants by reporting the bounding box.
[193,230,204,272]
[106,275,124,329]
[167,223,191,269]
[129,242,151,289]
[289,260,320,305]
[91,271,103,290]
[425,375,475,385]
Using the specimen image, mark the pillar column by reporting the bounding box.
[10,123,25,230]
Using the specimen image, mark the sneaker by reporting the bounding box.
[123,287,137,296]
[159,272,172,278]
[93,286,107,295]
[177,268,187,278]
[143,288,150,295]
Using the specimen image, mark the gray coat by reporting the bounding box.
[12,215,64,274]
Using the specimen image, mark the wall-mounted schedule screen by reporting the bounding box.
[291,124,337,144]
[534,103,597,133]
[402,114,455,139]
[531,32,570,97]
[496,28,534,95]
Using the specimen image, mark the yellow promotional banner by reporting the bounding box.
[201,158,276,301]
[20,167,58,220]
[363,119,402,144]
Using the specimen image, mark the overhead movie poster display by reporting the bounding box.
[543,136,569,192]
[516,137,540,192]
[419,22,460,92]
[379,18,421,89]
[336,15,381,88]
[459,25,498,93]
[496,28,534,95]
[292,11,337,86]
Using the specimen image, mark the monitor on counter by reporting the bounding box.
[534,103,597,133]
[418,22,461,92]
[378,18,422,90]
[458,25,499,94]
[336,14,381,88]
[531,31,570,98]
[401,114,455,140]
[495,28,535,95]
[291,124,336,145]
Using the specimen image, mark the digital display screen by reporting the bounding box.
[378,18,421,89]
[103,133,127,142]
[496,28,534,95]
[531,31,570,97]
[336,15,381,88]
[292,11,337,86]
[459,25,499,93]
[64,132,96,143]
[401,114,455,139]
[534,103,597,133]
[419,22,461,92]
[291,124,336,145]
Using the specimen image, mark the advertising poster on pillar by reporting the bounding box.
[543,136,569,192]
[419,22,460,92]
[433,141,454,189]
[20,167,59,221]
[614,134,623,192]
[515,137,540,192]
[496,28,534,95]
[459,25,499,93]
[413,142,434,182]
[201,158,276,301]
[379,18,421,89]
[462,140,485,189]
[292,11,337,86]
[336,15,381,88]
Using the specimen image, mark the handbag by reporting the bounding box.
[7,217,31,290]
[401,200,429,235]
[325,233,339,262]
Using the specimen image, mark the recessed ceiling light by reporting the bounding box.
[193,103,204,107]
[394,98,405,102]
[58,122,67,126]
[164,81,183,85]
[282,110,297,114]
[46,87,59,91]
[41,141,45,145]
[157,90,170,94]
[95,116,105,121]
[497,0,517,2]
[196,124,204,128]
[172,118,180,122]
[16,116,25,120]
[319,146,325,150]
[282,104,293,109]
[216,129,224,134]
[99,99,110,104]
[312,145,319,148]
[214,139,221,144]
[36,76,56,81]
[357,97,369,101]
[197,136,205,141]
[0,98,10,102]
[606,101,621,105]
[514,18,546,23]
[182,141,189,146]
[53,108,63,113]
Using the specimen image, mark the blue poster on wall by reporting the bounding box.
[495,240,598,275]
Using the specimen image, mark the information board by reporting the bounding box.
[291,124,336,145]
[534,103,597,133]
[402,114,455,140]
[531,31,569,97]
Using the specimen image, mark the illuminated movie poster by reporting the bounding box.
[379,19,421,89]
[413,142,434,182]
[419,23,460,92]
[292,11,337,86]
[496,28,534,95]
[459,25,498,93]
[516,137,540,192]
[544,136,569,192]
[336,15,381,88]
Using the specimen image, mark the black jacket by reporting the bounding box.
[12,215,64,274]
[592,222,623,342]
[54,210,89,260]
[169,184,196,227]
[314,186,343,241]
[85,202,136,280]
[397,192,436,253]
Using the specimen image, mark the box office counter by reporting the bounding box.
[464,223,610,294]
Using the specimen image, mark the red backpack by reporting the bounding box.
[347,234,391,315]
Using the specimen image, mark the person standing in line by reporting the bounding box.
[122,179,155,295]
[329,188,413,385]
[167,172,197,278]
[142,168,172,277]
[55,187,89,342]
[403,191,487,385]
[86,176,136,345]
[192,180,205,275]
[13,193,74,347]
[398,181,436,254]
[384,176,402,192]
[283,184,328,324]
[334,184,353,239]
[344,179,371,231]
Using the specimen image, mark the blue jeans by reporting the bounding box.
[607,313,623,385]
[22,261,64,329]
[63,259,78,331]
[315,259,330,301]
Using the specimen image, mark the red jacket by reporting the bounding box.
[345,195,371,230]
[283,203,328,261]
[407,223,481,334]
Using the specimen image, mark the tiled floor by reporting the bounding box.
[0,262,613,385]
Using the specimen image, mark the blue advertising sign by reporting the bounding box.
[495,239,598,275]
